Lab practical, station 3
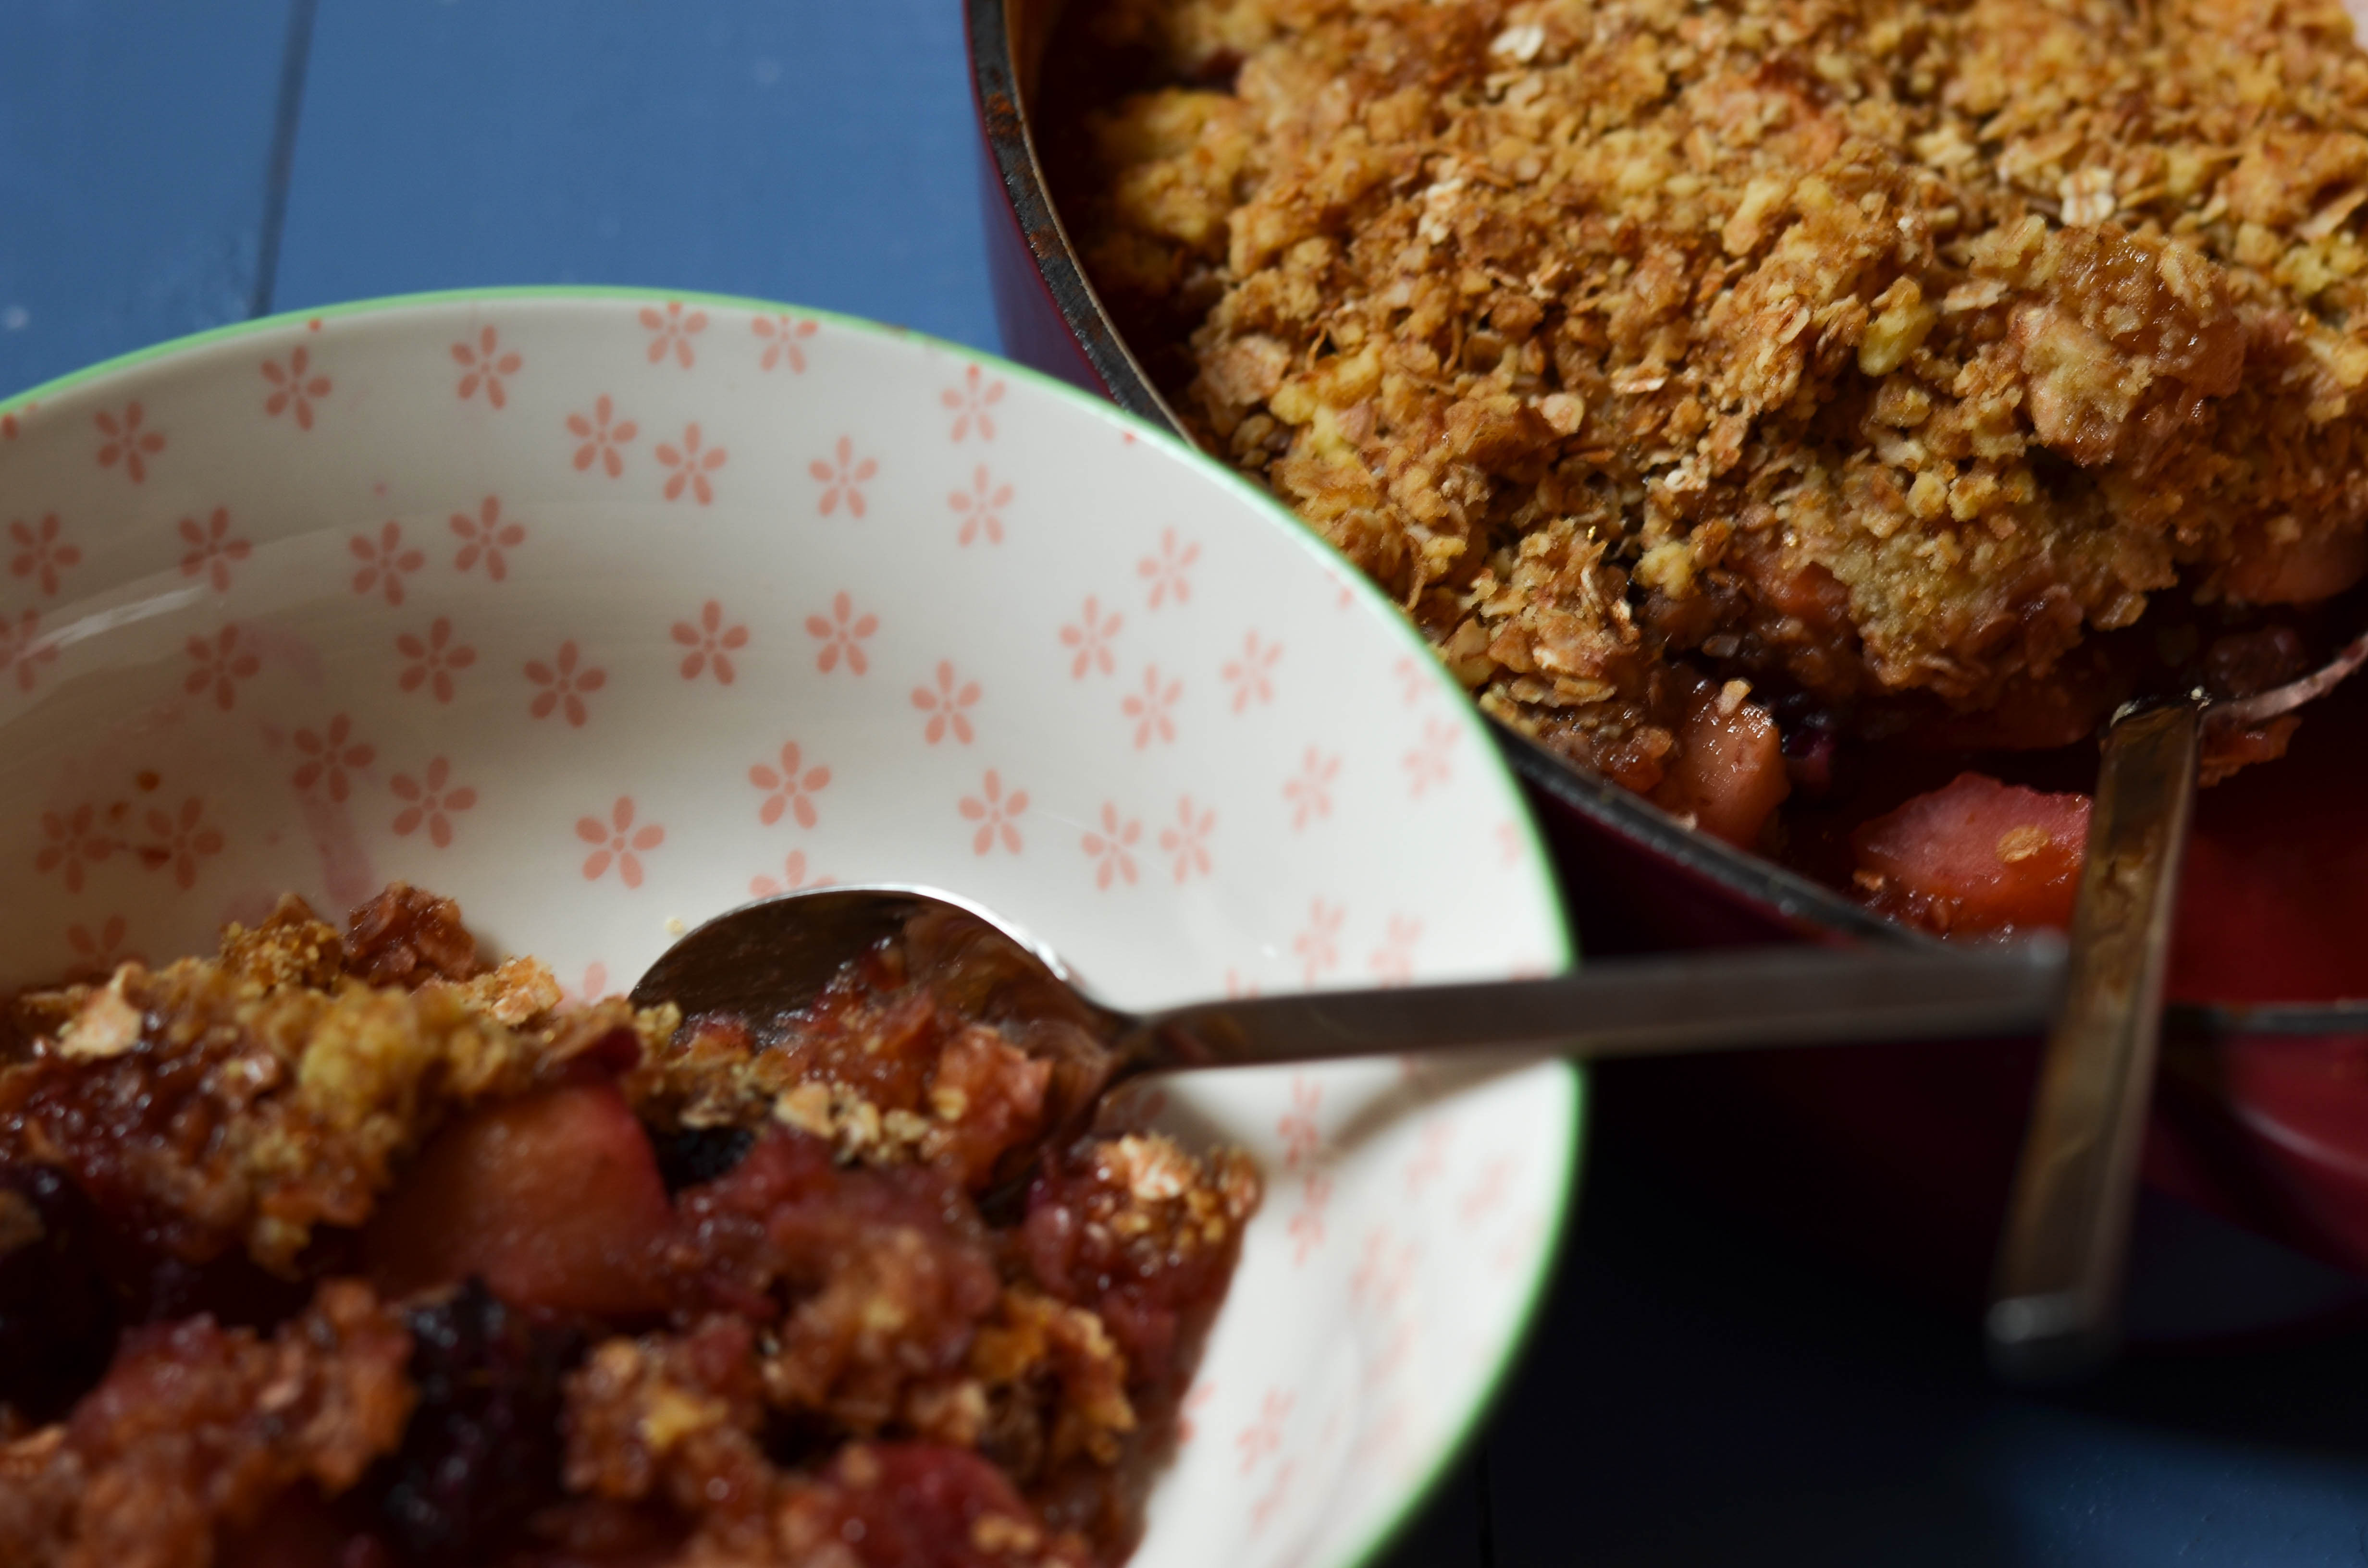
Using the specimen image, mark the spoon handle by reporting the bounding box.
[1986,701,2201,1384]
[1131,938,2064,1068]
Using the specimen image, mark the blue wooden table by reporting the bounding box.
[8,4,2368,1563]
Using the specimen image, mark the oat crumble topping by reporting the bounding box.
[1064,0,2368,850]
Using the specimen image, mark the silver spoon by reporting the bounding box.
[632,884,2064,1173]
[1986,605,2368,1384]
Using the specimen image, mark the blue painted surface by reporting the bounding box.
[1486,1164,2368,1566]
[0,0,296,397]
[5,5,2368,1564]
[271,0,1000,350]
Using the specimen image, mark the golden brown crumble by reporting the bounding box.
[1066,0,2368,845]
[0,898,670,1275]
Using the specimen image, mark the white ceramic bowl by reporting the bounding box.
[0,292,1578,1568]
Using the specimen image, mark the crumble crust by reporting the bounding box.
[1070,0,2368,839]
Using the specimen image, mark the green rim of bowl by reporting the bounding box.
[1,285,1583,1568]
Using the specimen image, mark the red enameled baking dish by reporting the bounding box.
[964,0,2368,1308]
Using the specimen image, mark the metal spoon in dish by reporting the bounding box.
[632,884,2065,1183]
[1986,597,2368,1384]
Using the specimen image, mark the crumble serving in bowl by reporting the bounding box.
[0,293,1577,1567]
[0,884,1256,1567]
[1049,0,2368,932]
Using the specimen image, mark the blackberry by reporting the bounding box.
[0,1165,117,1423]
[373,1278,583,1562]
[649,1123,756,1194]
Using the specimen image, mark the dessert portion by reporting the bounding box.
[1058,0,2368,930]
[0,885,1256,1568]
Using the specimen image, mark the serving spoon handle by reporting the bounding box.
[635,884,2069,1220]
[1120,939,2063,1069]
[1986,700,2200,1384]
[633,883,2068,1069]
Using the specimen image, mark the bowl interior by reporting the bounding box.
[0,293,1579,1568]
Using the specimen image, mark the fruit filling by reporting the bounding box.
[0,885,1258,1568]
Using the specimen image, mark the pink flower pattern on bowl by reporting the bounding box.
[950,465,1012,545]
[93,401,164,482]
[959,769,1027,855]
[568,962,610,1005]
[750,848,828,898]
[1237,1389,1294,1475]
[1277,1081,1323,1173]
[183,625,261,711]
[525,641,605,727]
[1284,747,1340,831]
[1139,527,1199,609]
[655,423,727,504]
[0,610,54,694]
[63,915,137,980]
[1123,664,1182,750]
[753,313,817,373]
[390,758,479,848]
[942,364,1005,442]
[640,301,708,368]
[291,715,376,803]
[450,496,527,580]
[805,590,877,674]
[261,347,332,430]
[1292,898,1344,983]
[396,617,478,703]
[1392,655,1430,708]
[1082,803,1142,889]
[913,661,980,745]
[1369,915,1422,986]
[751,741,831,829]
[1403,716,1460,799]
[672,600,749,684]
[9,514,79,598]
[36,803,112,894]
[811,435,878,517]
[1061,595,1122,678]
[578,796,664,888]
[138,797,224,891]
[1222,631,1282,712]
[567,395,638,477]
[177,508,251,593]
[452,326,524,408]
[1287,1170,1333,1267]
[1160,796,1216,884]
[0,297,1576,1568]
[350,521,426,606]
